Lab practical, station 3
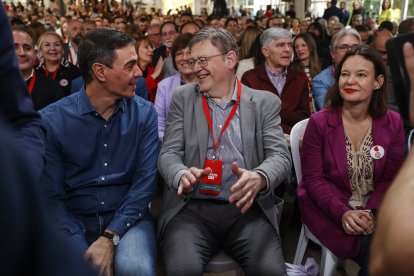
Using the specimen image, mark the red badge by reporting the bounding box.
[199,159,223,195]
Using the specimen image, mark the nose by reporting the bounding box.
[134,64,143,77]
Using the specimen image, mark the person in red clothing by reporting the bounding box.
[136,36,164,103]
[241,27,310,134]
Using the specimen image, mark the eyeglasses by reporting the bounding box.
[336,44,358,52]
[161,31,177,37]
[187,53,225,69]
[148,33,161,37]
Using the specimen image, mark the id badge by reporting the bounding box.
[199,159,223,195]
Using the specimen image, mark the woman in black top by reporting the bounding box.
[36,31,80,96]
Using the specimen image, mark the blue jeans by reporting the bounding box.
[70,212,156,276]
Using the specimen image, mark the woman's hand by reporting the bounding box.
[151,57,164,80]
[342,210,375,235]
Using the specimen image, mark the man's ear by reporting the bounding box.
[226,51,238,68]
[261,47,269,58]
[92,63,106,82]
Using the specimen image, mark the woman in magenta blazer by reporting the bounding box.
[297,45,404,276]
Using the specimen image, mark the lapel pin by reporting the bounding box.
[370,145,384,159]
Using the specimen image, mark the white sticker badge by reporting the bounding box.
[370,145,384,160]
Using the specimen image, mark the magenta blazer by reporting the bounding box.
[297,108,404,259]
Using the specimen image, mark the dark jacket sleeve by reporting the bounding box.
[0,2,46,179]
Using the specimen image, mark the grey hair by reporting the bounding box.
[330,28,361,52]
[260,27,292,48]
[188,28,238,55]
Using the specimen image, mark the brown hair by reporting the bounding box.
[291,32,321,78]
[326,44,387,117]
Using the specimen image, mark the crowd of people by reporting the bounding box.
[2,0,414,275]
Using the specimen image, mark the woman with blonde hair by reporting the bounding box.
[36,31,80,96]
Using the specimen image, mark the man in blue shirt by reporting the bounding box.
[39,29,158,276]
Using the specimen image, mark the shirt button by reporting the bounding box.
[126,223,131,227]
[138,213,142,217]
[101,177,105,181]
[101,201,105,205]
[104,144,108,147]
[219,125,222,128]
[104,124,108,128]
[221,146,224,149]
[104,162,108,166]
[95,113,99,116]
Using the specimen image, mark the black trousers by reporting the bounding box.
[160,199,287,276]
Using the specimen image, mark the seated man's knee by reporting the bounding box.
[115,255,156,276]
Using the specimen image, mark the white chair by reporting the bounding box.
[290,119,338,276]
[408,128,414,152]
[205,250,244,276]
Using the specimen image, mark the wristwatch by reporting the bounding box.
[102,231,120,246]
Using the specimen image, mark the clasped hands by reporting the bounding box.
[178,162,266,213]
[342,209,375,236]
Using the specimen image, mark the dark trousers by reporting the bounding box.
[160,199,287,276]
[353,235,372,276]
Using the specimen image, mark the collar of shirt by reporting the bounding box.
[199,78,238,108]
[77,86,126,115]
[264,62,288,78]
[24,68,34,81]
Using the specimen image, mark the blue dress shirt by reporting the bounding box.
[39,87,158,237]
[312,66,335,111]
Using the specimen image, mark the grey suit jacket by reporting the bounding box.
[157,82,292,239]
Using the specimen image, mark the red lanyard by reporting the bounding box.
[330,65,335,77]
[45,65,59,80]
[202,79,241,155]
[27,72,37,94]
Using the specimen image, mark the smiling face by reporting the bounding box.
[175,46,192,76]
[339,55,383,107]
[39,33,63,63]
[190,40,229,93]
[13,30,36,76]
[103,44,142,99]
[262,36,293,73]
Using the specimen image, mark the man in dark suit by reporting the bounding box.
[0,3,45,179]
[158,28,291,275]
[12,25,65,111]
[63,19,85,66]
[323,0,343,23]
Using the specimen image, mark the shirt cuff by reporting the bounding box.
[173,170,187,191]
[106,211,146,237]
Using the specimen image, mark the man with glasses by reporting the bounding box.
[147,24,162,49]
[312,28,361,111]
[151,21,179,79]
[158,28,291,275]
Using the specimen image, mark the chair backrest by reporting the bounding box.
[409,128,414,152]
[290,118,309,182]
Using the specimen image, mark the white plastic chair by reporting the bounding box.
[290,119,338,276]
[408,128,414,152]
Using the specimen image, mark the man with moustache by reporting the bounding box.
[158,28,291,275]
[64,19,85,66]
[151,21,179,79]
[12,25,64,111]
[242,28,310,134]
[39,29,158,276]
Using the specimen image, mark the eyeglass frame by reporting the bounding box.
[187,53,226,69]
[335,44,359,53]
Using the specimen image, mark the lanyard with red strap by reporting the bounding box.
[45,65,60,80]
[68,49,78,66]
[201,79,241,158]
[330,65,335,77]
[27,72,37,94]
